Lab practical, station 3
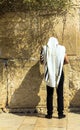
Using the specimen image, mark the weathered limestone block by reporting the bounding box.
[8,59,44,108]
[69,57,80,107]
[76,35,80,55]
[0,12,40,59]
[62,10,78,55]
[54,16,66,44]
[0,60,7,108]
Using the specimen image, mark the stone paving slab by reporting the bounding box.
[18,124,35,130]
[67,112,80,130]
[0,112,80,130]
[0,113,25,130]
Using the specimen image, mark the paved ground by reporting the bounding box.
[0,112,80,130]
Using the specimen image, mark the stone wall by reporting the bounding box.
[0,0,80,112]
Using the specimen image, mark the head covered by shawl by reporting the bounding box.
[43,37,66,88]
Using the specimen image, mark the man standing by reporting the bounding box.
[40,37,69,119]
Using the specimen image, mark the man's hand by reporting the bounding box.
[64,54,69,65]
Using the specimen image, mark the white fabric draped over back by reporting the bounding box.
[42,37,65,88]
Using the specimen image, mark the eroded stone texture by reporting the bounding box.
[0,12,41,59]
[69,57,80,107]
[7,59,43,108]
[0,60,7,108]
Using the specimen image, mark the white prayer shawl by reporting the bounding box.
[42,37,66,88]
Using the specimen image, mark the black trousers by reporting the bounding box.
[46,70,64,115]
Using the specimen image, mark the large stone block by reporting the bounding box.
[69,57,80,107]
[0,60,7,108]
[0,12,40,59]
[62,9,78,55]
[7,59,44,108]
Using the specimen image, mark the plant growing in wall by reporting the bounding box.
[0,0,72,14]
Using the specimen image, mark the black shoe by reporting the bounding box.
[58,114,66,119]
[45,114,52,119]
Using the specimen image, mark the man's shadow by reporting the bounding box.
[70,89,80,114]
[9,61,44,113]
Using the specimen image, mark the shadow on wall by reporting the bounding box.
[9,61,44,109]
[70,89,80,109]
